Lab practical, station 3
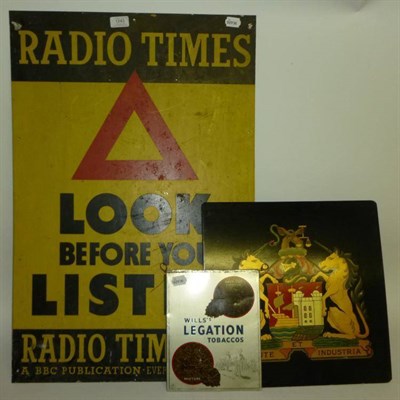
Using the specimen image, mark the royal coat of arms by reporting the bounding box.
[202,201,391,386]
[239,224,372,361]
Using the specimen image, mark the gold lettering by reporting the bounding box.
[212,34,230,67]
[115,333,133,362]
[180,33,209,67]
[141,32,164,66]
[94,31,107,65]
[41,31,67,65]
[165,33,177,66]
[76,334,86,362]
[107,32,131,66]
[38,334,57,362]
[21,334,37,362]
[18,30,250,68]
[69,31,93,65]
[18,30,39,64]
[20,366,30,376]
[147,334,166,362]
[233,34,251,67]
[135,333,145,362]
[58,334,75,362]
[87,334,105,362]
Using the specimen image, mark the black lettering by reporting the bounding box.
[59,242,75,265]
[158,242,173,265]
[124,275,154,315]
[60,193,84,234]
[32,275,57,315]
[89,242,100,265]
[76,242,87,265]
[139,242,151,265]
[86,193,127,234]
[89,274,118,315]
[100,242,123,265]
[64,274,79,315]
[172,242,195,266]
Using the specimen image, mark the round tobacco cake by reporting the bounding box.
[172,342,220,386]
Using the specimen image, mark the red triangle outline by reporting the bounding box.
[73,71,198,180]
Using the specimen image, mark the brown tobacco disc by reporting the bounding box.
[172,342,220,386]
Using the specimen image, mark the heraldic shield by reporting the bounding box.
[202,202,391,387]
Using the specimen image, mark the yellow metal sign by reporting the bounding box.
[11,11,255,382]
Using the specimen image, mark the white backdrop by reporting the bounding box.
[1,1,399,399]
